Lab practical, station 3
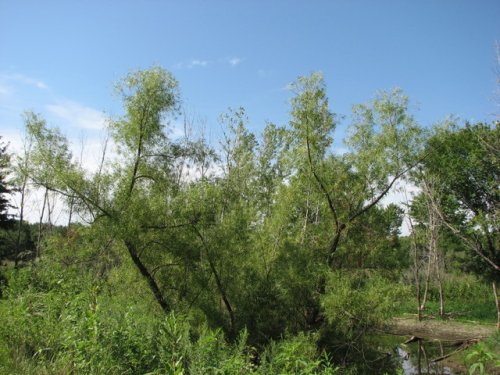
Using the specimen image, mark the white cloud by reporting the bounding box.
[69,134,118,174]
[0,128,25,155]
[2,73,48,90]
[6,133,118,224]
[380,179,420,208]
[228,57,243,66]
[47,100,107,130]
[174,59,210,69]
[190,59,209,68]
[380,180,421,236]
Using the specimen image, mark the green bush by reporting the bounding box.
[321,270,411,338]
[258,332,338,375]
[0,234,339,374]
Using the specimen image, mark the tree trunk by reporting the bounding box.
[15,178,27,267]
[192,225,236,338]
[47,190,53,228]
[301,197,309,244]
[420,255,432,310]
[436,251,445,318]
[124,240,171,314]
[406,194,423,322]
[428,191,445,318]
[493,282,500,330]
[67,196,74,229]
[206,253,236,339]
[36,187,48,257]
[327,225,345,268]
[412,239,423,322]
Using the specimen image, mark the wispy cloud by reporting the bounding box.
[175,59,210,69]
[175,57,244,69]
[188,59,209,68]
[47,100,106,130]
[228,57,243,66]
[2,73,48,89]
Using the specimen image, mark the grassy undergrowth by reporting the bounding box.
[392,273,497,324]
[0,252,339,375]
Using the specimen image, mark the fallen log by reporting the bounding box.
[381,317,495,342]
[431,340,478,363]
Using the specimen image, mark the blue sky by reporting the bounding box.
[1,0,499,156]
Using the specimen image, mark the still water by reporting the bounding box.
[364,334,461,374]
[396,342,457,375]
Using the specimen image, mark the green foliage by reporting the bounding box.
[336,204,406,270]
[2,67,498,374]
[321,271,411,339]
[347,88,423,190]
[289,72,336,169]
[465,333,500,375]
[422,122,499,281]
[111,66,180,155]
[259,333,338,375]
[0,235,339,374]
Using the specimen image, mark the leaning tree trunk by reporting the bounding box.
[192,225,236,339]
[124,240,171,314]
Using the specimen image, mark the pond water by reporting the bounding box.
[366,334,462,375]
[396,343,458,375]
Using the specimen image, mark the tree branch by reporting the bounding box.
[305,122,339,229]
